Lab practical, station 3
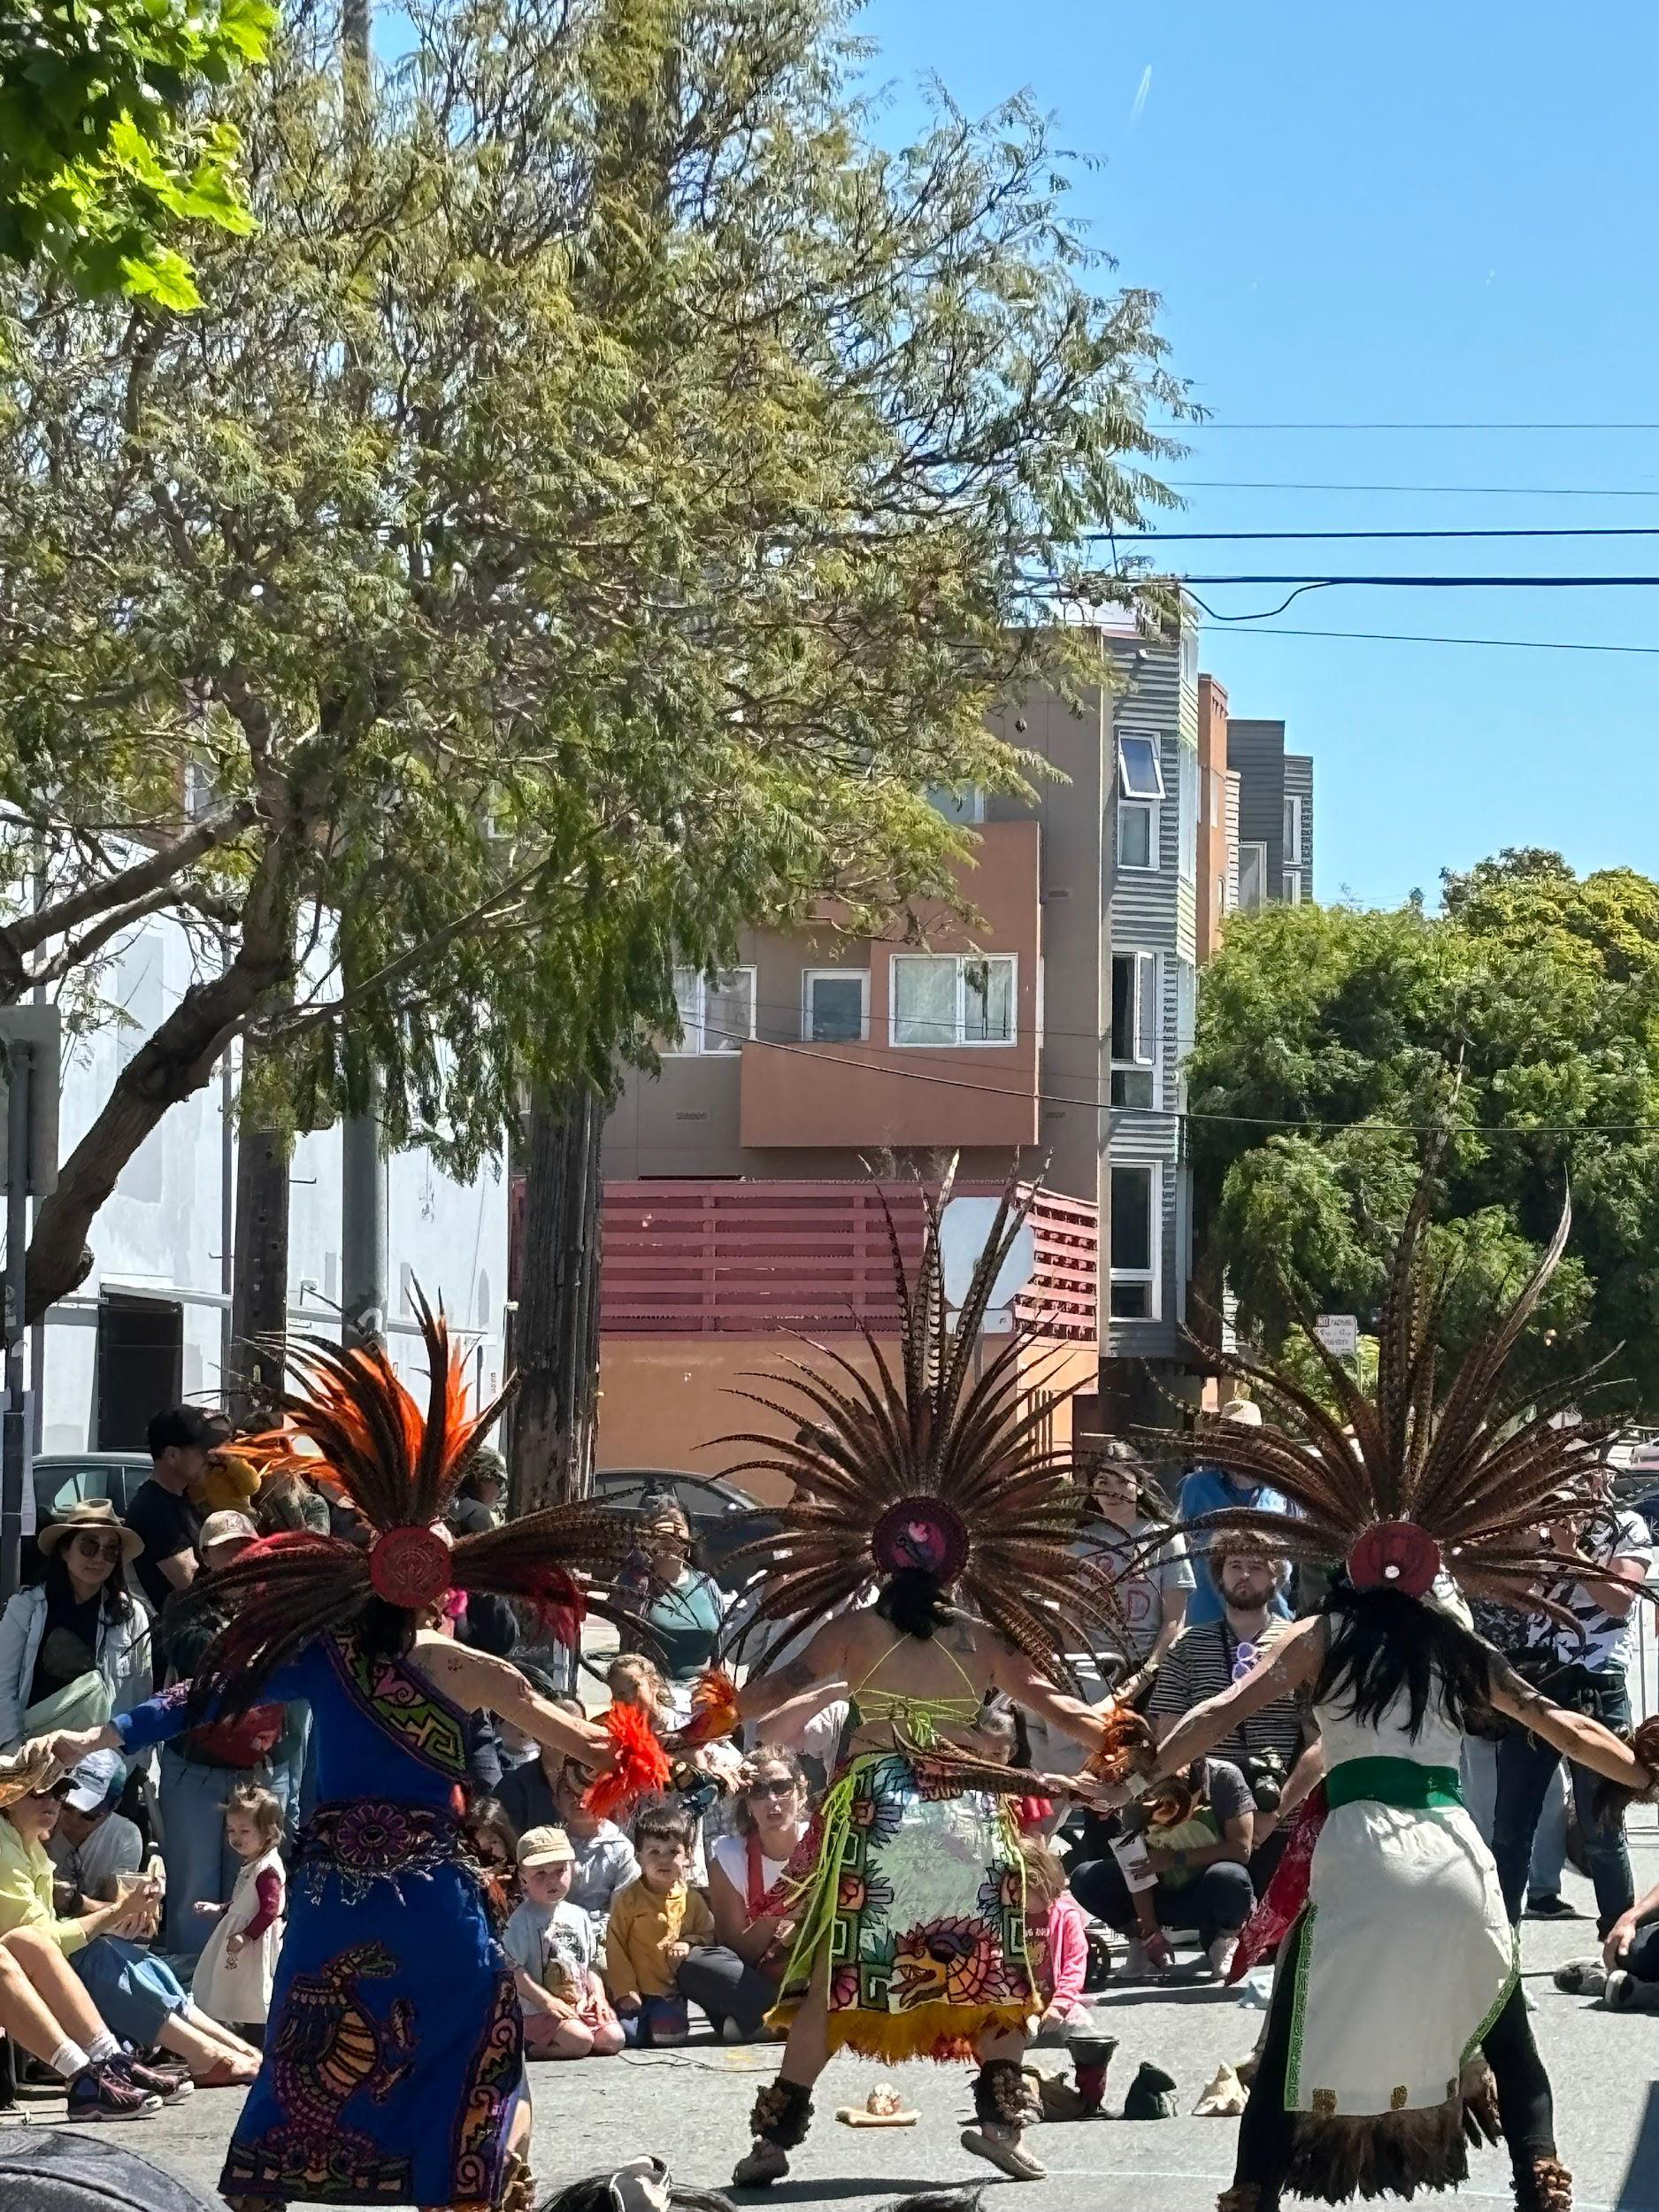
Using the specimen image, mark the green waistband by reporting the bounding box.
[1325,1756,1463,1812]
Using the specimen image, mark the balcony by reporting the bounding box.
[599,1178,1097,1343]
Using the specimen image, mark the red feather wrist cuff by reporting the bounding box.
[675,1667,741,1749]
[582,1702,672,1822]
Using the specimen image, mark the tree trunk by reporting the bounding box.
[228,1036,291,1425]
[510,1083,603,1513]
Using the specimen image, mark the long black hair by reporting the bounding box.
[874,1567,952,1641]
[1313,1579,1494,1738]
[44,1542,132,1625]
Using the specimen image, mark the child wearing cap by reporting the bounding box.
[502,1827,623,2061]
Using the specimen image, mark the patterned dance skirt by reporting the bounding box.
[220,1800,522,2208]
[767,1750,1035,2063]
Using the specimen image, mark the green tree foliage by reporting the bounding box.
[0,0,1183,1318]
[0,0,273,305]
[1189,849,1658,1402]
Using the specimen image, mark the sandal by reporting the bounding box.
[194,2056,261,2089]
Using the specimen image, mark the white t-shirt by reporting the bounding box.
[48,1812,143,1903]
[709,1831,793,1916]
[1525,1509,1653,1674]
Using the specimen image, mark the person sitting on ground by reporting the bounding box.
[0,1762,261,2086]
[1147,1530,1320,1883]
[49,1751,143,1908]
[678,1745,810,2044]
[553,1756,639,1937]
[497,1677,584,1829]
[464,1796,520,1910]
[1068,1754,1257,1982]
[1555,1865,1659,2011]
[503,1825,624,2060]
[604,1805,714,2047]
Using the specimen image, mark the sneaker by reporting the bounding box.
[1604,1970,1659,2013]
[1207,1935,1240,1982]
[1122,1938,1169,1982]
[733,2140,791,2188]
[961,2124,1047,2182]
[112,2053,195,2105]
[1553,1958,1608,1997]
[1525,1894,1581,1921]
[66,2065,162,2124]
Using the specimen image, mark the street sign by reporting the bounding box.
[1315,1313,1359,1357]
[939,1197,1036,1317]
[0,1006,58,1195]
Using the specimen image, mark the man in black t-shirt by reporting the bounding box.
[123,1406,213,1648]
[1069,1755,1257,1980]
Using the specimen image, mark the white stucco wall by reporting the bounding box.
[33,918,507,1452]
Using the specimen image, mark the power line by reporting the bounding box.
[1105,526,1659,543]
[1206,622,1659,659]
[1160,420,1659,433]
[1172,479,1659,500]
[1179,573,1659,588]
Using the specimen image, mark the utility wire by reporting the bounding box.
[1207,623,1659,658]
[1173,573,1659,588]
[1157,420,1659,433]
[1102,526,1659,543]
[1172,480,1659,500]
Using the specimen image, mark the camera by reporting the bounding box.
[1236,1751,1286,1814]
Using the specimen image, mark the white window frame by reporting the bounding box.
[1283,869,1303,905]
[888,953,1018,1048]
[1117,731,1164,801]
[664,964,757,1055]
[802,967,870,1044]
[1117,797,1160,872]
[1178,743,1198,883]
[1210,769,1225,833]
[1110,1159,1162,1323]
[926,784,986,826]
[1110,950,1158,1073]
[1238,841,1268,911]
[1283,793,1303,867]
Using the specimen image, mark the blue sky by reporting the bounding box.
[860,0,1659,907]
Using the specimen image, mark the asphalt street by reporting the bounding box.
[16,1837,1658,2212]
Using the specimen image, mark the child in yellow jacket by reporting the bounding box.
[603,1805,713,2047]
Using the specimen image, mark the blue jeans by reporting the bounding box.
[1493,1671,1634,1935]
[158,1747,267,1962]
[73,1935,188,2048]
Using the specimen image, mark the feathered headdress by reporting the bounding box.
[176,1291,645,1712]
[714,1169,1126,1690]
[1150,1167,1625,1620]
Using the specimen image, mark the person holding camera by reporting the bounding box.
[1491,1476,1651,1938]
[1147,1532,1320,1884]
[1069,1755,1256,1979]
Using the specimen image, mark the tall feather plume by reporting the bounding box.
[715,1165,1125,1690]
[1140,1163,1627,1624]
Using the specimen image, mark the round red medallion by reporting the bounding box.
[368,1524,454,1609]
[1347,1519,1441,1600]
[872,1495,970,1583]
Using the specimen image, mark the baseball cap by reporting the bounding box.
[64,1747,127,1816]
[0,2134,219,2211]
[1220,1398,1263,1428]
[146,1404,219,1457]
[517,1824,575,1868]
[199,1509,258,1553]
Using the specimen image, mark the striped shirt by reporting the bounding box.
[1148,1617,1307,1769]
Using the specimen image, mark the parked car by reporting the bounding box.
[18,1453,152,1585]
[591,1468,780,1593]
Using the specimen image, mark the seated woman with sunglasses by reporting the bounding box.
[678,1747,812,2042]
[0,1504,151,1753]
[0,1759,263,2089]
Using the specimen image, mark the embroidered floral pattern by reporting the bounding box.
[298,1801,467,1908]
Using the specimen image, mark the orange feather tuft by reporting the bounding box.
[583,1701,672,1822]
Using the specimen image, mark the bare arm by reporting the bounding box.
[1595,1548,1647,1624]
[1147,1586,1189,1670]
[155,1551,196,1593]
[1150,1618,1325,1779]
[734,1617,853,1728]
[987,1641,1118,1753]
[412,1638,613,1769]
[1486,1659,1653,1787]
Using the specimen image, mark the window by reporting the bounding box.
[1283,870,1303,905]
[666,965,756,1054]
[1178,744,1198,881]
[1176,957,1196,1060]
[1211,769,1224,833]
[890,954,1016,1047]
[1110,1163,1159,1321]
[803,969,869,1043]
[1117,801,1157,871]
[1283,794,1303,867]
[1238,842,1268,911]
[1117,732,1164,800]
[1216,874,1227,918]
[926,785,985,826]
[1110,951,1157,1108]
[1179,624,1199,687]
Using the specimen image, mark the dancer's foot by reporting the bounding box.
[961,2123,1046,2182]
[1516,2155,1571,2212]
[733,2140,791,2187]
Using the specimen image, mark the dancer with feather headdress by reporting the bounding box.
[672,1177,1127,2188]
[1089,1171,1659,2212]
[48,1299,660,2212]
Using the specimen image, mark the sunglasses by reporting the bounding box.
[748,1778,796,1798]
[73,1536,122,1563]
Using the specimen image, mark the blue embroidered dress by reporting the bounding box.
[116,1634,521,2208]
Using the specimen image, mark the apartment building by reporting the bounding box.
[1225,718,1316,910]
